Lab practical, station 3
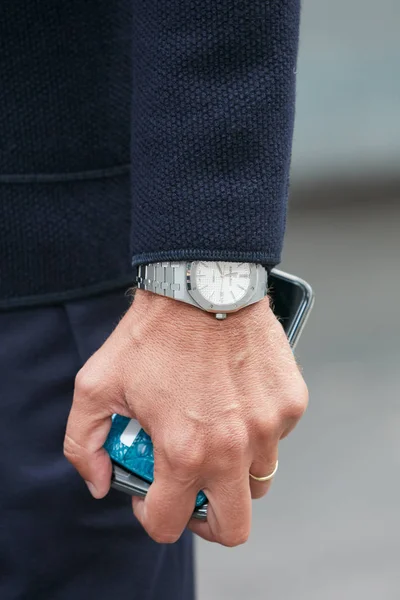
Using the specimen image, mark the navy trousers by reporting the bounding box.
[0,290,194,600]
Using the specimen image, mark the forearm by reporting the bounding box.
[130,0,300,269]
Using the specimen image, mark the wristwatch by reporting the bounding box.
[135,261,268,319]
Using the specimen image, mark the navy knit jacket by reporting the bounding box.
[0,1,299,308]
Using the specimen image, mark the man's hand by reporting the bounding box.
[64,290,308,546]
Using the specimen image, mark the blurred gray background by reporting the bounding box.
[197,1,400,598]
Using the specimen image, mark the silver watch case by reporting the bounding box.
[186,261,267,314]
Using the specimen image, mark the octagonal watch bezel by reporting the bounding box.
[186,261,259,313]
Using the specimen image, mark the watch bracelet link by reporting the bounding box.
[136,262,182,299]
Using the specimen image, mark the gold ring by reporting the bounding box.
[249,460,279,482]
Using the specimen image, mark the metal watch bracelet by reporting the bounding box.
[136,262,184,300]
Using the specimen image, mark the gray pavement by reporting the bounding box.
[197,201,400,599]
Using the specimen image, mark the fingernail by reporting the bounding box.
[85,481,98,497]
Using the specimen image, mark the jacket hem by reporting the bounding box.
[0,276,135,311]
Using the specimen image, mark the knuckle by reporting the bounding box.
[163,440,206,474]
[254,415,279,443]
[63,445,74,465]
[299,379,310,408]
[74,366,107,405]
[74,368,93,398]
[285,381,309,422]
[275,375,309,426]
[63,434,83,467]
[178,447,205,471]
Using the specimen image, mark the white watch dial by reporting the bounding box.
[195,262,251,306]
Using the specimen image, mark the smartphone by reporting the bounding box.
[268,268,314,350]
[107,269,314,520]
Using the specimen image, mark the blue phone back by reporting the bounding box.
[104,415,207,508]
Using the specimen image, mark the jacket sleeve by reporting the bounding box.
[130,0,300,270]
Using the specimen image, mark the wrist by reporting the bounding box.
[130,287,214,326]
[129,287,274,339]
